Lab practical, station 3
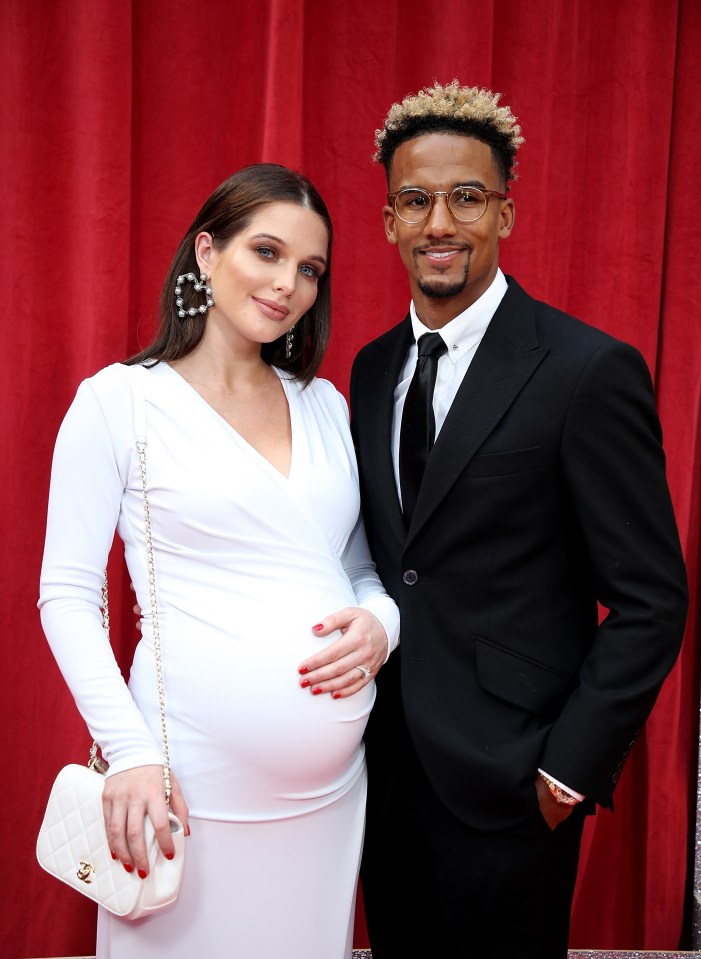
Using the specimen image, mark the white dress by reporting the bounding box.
[38,361,400,959]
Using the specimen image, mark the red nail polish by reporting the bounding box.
[137,868,148,879]
[166,852,175,861]
[301,679,311,688]
[185,825,191,837]
[110,850,117,861]
[299,665,309,674]
[312,624,323,631]
[312,687,323,695]
[333,692,342,699]
[123,863,134,873]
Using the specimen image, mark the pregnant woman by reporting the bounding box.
[38,163,399,959]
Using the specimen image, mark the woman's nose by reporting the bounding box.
[274,265,297,297]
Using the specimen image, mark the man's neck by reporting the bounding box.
[412,297,466,330]
[410,271,504,331]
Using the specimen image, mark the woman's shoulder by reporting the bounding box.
[83,361,151,397]
[307,377,352,435]
[303,374,348,412]
[306,373,341,397]
[275,368,344,404]
[84,360,136,387]
[74,362,153,424]
[56,364,144,451]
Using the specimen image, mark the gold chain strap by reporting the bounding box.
[88,580,112,776]
[136,437,172,805]
[101,575,110,639]
[91,436,172,806]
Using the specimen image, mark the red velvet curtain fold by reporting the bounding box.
[2,1,700,955]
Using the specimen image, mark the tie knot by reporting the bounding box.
[416,332,447,359]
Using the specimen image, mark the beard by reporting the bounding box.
[416,253,471,300]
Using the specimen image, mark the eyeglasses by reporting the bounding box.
[387,186,508,224]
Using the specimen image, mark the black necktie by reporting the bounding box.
[399,331,448,524]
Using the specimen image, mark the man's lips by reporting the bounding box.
[253,297,291,321]
[416,246,468,265]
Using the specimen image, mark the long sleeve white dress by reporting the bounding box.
[38,361,400,959]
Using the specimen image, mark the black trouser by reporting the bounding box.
[360,743,586,959]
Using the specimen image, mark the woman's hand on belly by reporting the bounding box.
[297,607,387,699]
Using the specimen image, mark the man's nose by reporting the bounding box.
[423,194,457,237]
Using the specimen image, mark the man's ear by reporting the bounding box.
[383,206,398,245]
[498,198,515,240]
[194,232,215,273]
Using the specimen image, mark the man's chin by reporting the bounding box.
[417,277,467,300]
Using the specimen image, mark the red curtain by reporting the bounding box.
[2,1,700,955]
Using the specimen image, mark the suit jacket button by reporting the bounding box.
[403,569,419,585]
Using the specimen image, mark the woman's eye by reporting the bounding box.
[299,264,319,279]
[256,246,276,259]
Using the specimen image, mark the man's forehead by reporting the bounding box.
[389,133,496,187]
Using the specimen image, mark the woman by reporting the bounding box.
[38,163,399,959]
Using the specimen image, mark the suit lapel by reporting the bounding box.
[368,318,413,542]
[408,280,548,540]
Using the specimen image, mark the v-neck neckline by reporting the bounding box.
[158,362,296,481]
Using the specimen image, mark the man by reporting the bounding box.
[348,81,688,957]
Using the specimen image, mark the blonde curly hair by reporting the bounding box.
[374,79,524,186]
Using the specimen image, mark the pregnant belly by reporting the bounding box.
[129,610,374,820]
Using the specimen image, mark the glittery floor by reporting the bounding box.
[353,954,699,958]
[352,953,699,958]
[34,951,701,958]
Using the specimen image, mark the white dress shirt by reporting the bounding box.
[391,268,508,493]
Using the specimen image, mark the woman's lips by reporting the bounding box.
[253,297,291,321]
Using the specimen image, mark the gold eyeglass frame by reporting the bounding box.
[387,185,508,224]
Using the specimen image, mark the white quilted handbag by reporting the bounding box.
[36,366,185,918]
[36,760,185,918]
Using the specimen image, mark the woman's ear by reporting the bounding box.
[194,232,215,274]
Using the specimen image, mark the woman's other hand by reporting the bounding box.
[102,765,189,878]
[130,581,143,633]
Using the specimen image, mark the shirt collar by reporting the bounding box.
[409,268,508,363]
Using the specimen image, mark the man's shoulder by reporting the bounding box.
[503,276,634,352]
[353,315,410,367]
[358,316,409,349]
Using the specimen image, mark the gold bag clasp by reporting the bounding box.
[77,860,95,883]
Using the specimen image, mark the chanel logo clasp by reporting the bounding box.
[77,859,96,883]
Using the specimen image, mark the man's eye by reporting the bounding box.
[453,190,480,205]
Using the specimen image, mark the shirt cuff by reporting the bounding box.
[537,768,585,802]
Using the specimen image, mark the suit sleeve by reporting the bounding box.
[540,339,688,806]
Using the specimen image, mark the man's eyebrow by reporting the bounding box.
[406,180,488,190]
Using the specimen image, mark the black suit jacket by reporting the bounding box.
[350,277,688,830]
